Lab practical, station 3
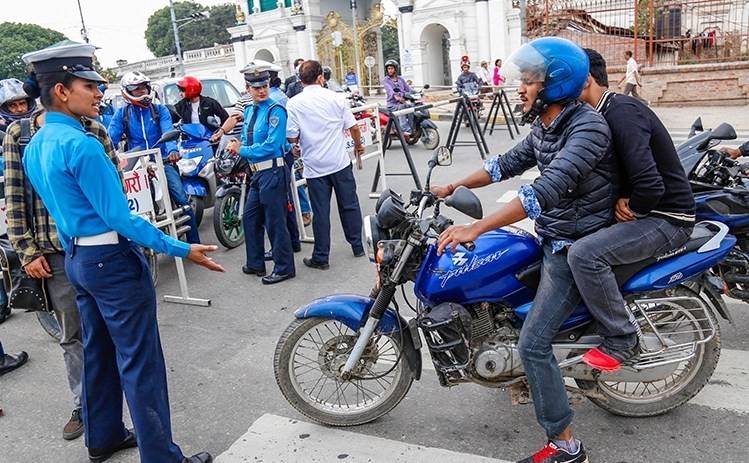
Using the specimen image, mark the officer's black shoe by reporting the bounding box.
[264,251,273,261]
[261,272,296,285]
[183,452,212,463]
[242,266,266,277]
[0,303,11,325]
[353,249,366,258]
[88,429,137,462]
[303,257,330,270]
[0,351,28,377]
[292,243,302,253]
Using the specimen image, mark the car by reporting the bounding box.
[150,77,241,111]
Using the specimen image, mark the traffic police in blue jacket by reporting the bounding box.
[226,63,295,284]
[20,41,222,463]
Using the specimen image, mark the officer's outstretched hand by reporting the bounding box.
[187,244,225,272]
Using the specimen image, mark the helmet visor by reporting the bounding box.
[125,83,151,93]
[500,43,547,86]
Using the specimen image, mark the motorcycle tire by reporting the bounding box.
[188,195,205,227]
[36,310,61,342]
[421,127,440,151]
[381,128,392,150]
[213,191,245,249]
[405,130,420,146]
[274,317,414,427]
[575,286,720,417]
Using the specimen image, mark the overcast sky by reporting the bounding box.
[4,1,396,69]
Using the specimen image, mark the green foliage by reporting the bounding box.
[0,22,67,79]
[381,22,399,62]
[145,2,235,57]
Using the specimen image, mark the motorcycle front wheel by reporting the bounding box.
[188,195,205,227]
[274,317,414,426]
[575,287,720,417]
[213,191,245,249]
[420,127,440,151]
[36,310,61,341]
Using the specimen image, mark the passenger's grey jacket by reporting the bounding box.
[497,100,619,241]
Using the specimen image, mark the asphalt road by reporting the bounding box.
[1,120,748,463]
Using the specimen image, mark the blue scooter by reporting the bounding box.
[273,146,733,426]
[175,123,217,226]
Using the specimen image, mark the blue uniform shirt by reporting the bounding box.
[23,112,190,258]
[239,99,287,162]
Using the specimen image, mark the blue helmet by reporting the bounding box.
[500,37,589,123]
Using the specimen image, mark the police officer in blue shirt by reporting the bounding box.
[226,65,295,284]
[20,41,222,463]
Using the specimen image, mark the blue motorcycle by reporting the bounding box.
[274,147,734,426]
[677,118,749,305]
[175,123,217,226]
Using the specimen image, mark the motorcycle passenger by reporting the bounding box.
[382,59,413,136]
[108,71,201,244]
[4,99,125,440]
[225,64,296,285]
[0,78,38,131]
[173,75,229,136]
[20,41,223,463]
[570,48,695,372]
[434,37,617,463]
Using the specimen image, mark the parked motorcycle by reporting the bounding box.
[676,117,749,304]
[175,123,218,226]
[381,85,440,151]
[213,136,249,249]
[273,146,733,426]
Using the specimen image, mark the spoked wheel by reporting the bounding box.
[274,317,414,426]
[36,310,61,341]
[421,127,440,151]
[575,287,720,417]
[213,192,245,249]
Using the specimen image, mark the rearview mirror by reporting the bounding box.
[445,186,483,220]
[156,129,181,146]
[429,146,452,168]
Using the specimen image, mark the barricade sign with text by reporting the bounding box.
[118,148,210,306]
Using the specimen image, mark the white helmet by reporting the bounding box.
[120,71,154,107]
[0,78,37,121]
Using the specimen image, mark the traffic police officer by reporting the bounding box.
[20,41,222,463]
[226,63,295,284]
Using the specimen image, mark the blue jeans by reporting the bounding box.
[306,165,363,264]
[387,103,413,133]
[567,216,692,348]
[163,163,200,244]
[518,243,580,439]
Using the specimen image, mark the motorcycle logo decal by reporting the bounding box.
[438,249,509,288]
[668,272,684,284]
[656,245,686,262]
[451,252,468,266]
[269,116,280,128]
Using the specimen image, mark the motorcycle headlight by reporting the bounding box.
[177,158,198,175]
[376,195,407,229]
[363,215,384,262]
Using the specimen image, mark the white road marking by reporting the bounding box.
[216,413,512,463]
[496,190,517,203]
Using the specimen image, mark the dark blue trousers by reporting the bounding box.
[243,164,295,275]
[65,236,183,463]
[306,164,364,264]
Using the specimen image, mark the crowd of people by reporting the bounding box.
[0,36,734,463]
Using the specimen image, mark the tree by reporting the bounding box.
[0,22,67,79]
[381,21,399,62]
[145,2,235,57]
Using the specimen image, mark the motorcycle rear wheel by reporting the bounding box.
[274,317,414,426]
[575,287,720,417]
[213,191,245,249]
[36,310,61,341]
[421,127,440,151]
[188,195,205,227]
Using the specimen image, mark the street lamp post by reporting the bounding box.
[168,0,210,76]
[350,0,363,93]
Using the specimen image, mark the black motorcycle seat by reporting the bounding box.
[515,225,713,291]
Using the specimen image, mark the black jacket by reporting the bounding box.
[599,92,694,226]
[497,101,619,240]
[174,95,229,131]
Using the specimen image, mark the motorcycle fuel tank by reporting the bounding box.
[414,227,541,307]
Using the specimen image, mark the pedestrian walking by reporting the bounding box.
[618,50,648,105]
[20,41,223,463]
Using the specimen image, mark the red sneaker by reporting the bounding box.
[516,440,588,463]
[582,344,639,372]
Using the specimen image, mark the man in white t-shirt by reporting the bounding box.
[618,50,648,105]
[286,60,365,270]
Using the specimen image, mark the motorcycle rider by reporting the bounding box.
[108,71,201,244]
[720,140,749,159]
[4,82,125,440]
[455,56,483,95]
[0,78,37,130]
[174,75,229,136]
[382,59,413,135]
[322,66,342,92]
[435,37,617,463]
[571,48,695,372]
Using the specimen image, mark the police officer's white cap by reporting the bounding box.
[240,59,282,74]
[22,41,107,83]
